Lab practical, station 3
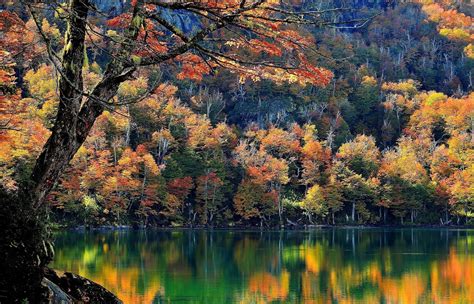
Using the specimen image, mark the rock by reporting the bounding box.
[44,268,122,304]
[43,278,74,304]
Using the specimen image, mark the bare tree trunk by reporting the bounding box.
[351,202,356,222]
[3,2,92,300]
[31,0,142,208]
[4,1,144,301]
[204,170,209,224]
[31,0,90,206]
[277,185,283,227]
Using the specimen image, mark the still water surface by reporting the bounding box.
[52,229,474,303]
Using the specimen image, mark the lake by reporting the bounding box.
[51,229,474,303]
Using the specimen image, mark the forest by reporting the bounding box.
[1,0,473,302]
[1,0,473,229]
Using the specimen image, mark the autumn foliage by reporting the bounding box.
[0,0,473,228]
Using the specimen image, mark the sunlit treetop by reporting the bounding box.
[408,92,473,130]
[379,137,430,184]
[336,134,380,164]
[382,79,420,98]
[418,0,474,58]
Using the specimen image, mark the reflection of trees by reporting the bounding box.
[52,229,474,303]
[233,236,280,274]
[53,231,164,303]
[431,248,474,303]
[248,270,290,302]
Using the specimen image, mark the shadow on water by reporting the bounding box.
[51,228,474,303]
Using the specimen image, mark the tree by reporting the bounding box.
[164,176,193,223]
[379,138,431,224]
[336,134,380,178]
[3,1,344,298]
[195,171,225,226]
[408,92,474,223]
[300,184,327,224]
[323,177,344,225]
[189,86,225,123]
[299,124,331,187]
[234,180,276,227]
[330,160,378,224]
[349,76,380,135]
[380,80,420,145]
[421,2,473,58]
[234,134,290,226]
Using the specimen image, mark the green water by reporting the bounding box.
[51,229,474,303]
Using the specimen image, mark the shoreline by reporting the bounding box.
[55,224,474,232]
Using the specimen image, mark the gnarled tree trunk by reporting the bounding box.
[2,1,144,301]
[32,0,142,209]
[31,0,90,207]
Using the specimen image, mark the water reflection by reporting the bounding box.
[52,229,474,303]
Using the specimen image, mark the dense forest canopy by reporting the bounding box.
[0,0,472,228]
[0,0,472,231]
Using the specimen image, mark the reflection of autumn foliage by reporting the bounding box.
[83,265,163,304]
[300,246,474,304]
[52,231,474,304]
[281,235,474,304]
[301,243,324,274]
[53,233,169,304]
[431,249,474,304]
[248,271,289,302]
[240,244,474,303]
[379,273,426,304]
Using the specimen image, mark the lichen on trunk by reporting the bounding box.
[3,0,146,301]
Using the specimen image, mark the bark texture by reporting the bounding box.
[31,0,143,208]
[2,0,144,301]
[31,0,90,207]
